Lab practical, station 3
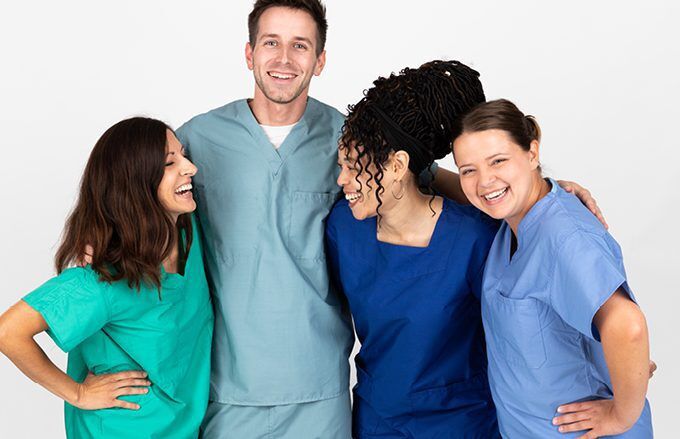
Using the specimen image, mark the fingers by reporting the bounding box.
[114,386,149,398]
[553,411,591,426]
[113,399,141,410]
[115,378,152,389]
[557,401,590,414]
[558,420,592,433]
[576,431,599,439]
[110,371,148,381]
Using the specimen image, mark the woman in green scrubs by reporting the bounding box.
[0,117,213,438]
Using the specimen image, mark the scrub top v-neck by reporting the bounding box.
[176,98,354,405]
[23,217,213,438]
[326,198,500,438]
[481,180,653,438]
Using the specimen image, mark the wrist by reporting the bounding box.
[65,381,83,407]
[611,399,642,431]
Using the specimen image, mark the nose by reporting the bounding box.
[279,45,290,64]
[180,157,198,177]
[336,166,348,187]
[478,167,496,188]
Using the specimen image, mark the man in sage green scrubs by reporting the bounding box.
[176,1,354,437]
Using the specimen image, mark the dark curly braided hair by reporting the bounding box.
[340,60,485,218]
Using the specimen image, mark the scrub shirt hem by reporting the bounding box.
[22,298,74,353]
[209,388,349,407]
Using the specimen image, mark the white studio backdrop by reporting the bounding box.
[0,0,678,436]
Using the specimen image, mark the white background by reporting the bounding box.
[1,0,678,436]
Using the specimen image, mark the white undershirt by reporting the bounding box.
[260,123,297,149]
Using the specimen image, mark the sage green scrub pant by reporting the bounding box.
[200,391,351,439]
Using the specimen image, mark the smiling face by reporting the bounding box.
[246,6,326,106]
[453,129,542,228]
[335,146,389,221]
[157,130,198,222]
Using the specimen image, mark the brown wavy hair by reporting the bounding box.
[55,117,193,291]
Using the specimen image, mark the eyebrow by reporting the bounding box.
[260,33,314,46]
[457,153,507,169]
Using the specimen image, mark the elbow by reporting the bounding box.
[0,316,11,354]
[621,310,648,346]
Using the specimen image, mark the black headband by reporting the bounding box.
[370,104,432,176]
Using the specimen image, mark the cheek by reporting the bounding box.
[459,178,474,197]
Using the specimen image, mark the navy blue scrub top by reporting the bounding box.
[326,198,500,438]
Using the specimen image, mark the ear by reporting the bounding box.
[245,42,254,71]
[529,139,540,170]
[313,50,326,76]
[391,150,411,180]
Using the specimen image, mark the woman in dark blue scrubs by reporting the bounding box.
[325,60,500,438]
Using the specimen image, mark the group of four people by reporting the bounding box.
[0,0,653,438]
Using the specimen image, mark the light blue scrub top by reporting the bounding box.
[176,98,354,405]
[482,179,653,438]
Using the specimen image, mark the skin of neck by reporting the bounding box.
[506,172,551,237]
[162,215,180,272]
[377,175,441,245]
[248,85,309,126]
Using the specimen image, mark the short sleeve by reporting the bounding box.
[550,231,631,341]
[23,268,110,352]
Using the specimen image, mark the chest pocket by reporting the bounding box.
[288,191,335,260]
[487,291,547,369]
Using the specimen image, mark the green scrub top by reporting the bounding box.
[23,219,213,438]
[176,98,354,405]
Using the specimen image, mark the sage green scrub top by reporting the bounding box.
[176,98,354,405]
[23,220,213,438]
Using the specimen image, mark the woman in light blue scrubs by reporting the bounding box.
[452,99,653,438]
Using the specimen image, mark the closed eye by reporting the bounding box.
[491,158,507,166]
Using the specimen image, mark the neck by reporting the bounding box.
[248,87,308,126]
[507,175,550,237]
[377,180,442,247]
[162,216,179,273]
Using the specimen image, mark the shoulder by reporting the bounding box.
[441,198,500,241]
[327,198,354,233]
[306,98,345,132]
[326,198,373,240]
[308,97,344,121]
[534,187,624,264]
[540,184,612,250]
[53,266,105,290]
[176,100,245,140]
[23,266,109,308]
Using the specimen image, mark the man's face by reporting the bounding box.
[246,6,326,105]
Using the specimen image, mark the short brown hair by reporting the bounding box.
[248,0,328,55]
[455,99,541,152]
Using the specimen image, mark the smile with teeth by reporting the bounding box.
[345,192,361,203]
[482,187,508,201]
[175,183,192,196]
[268,72,297,80]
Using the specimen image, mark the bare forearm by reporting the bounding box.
[599,303,649,427]
[1,336,79,404]
[0,301,79,405]
[431,168,469,204]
